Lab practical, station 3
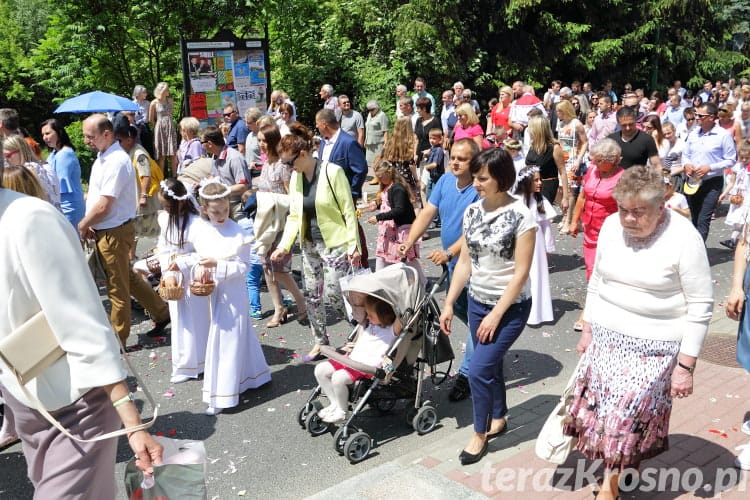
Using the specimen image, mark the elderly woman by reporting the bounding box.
[440,147,536,465]
[176,117,205,174]
[271,123,360,362]
[364,99,389,172]
[452,103,484,149]
[564,165,713,499]
[568,138,625,330]
[3,135,60,210]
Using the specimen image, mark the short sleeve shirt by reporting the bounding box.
[86,142,137,229]
[463,198,537,304]
[608,130,658,168]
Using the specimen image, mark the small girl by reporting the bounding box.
[719,144,750,250]
[663,169,690,219]
[514,166,554,325]
[366,160,426,284]
[314,295,402,423]
[156,178,210,384]
[192,179,271,415]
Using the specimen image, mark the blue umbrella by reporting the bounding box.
[54,91,139,113]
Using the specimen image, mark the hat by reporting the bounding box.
[682,176,702,195]
[559,87,573,98]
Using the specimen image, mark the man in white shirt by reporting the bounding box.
[440,90,455,133]
[78,114,169,346]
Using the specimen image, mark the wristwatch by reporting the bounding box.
[677,361,695,374]
[445,249,454,260]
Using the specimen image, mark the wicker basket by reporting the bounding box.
[190,264,216,296]
[158,270,184,301]
[730,193,744,206]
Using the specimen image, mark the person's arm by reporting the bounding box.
[568,189,586,238]
[375,185,408,221]
[148,101,157,127]
[553,144,570,210]
[735,121,743,150]
[439,236,471,335]
[347,141,368,198]
[357,126,365,147]
[727,236,749,321]
[78,195,115,239]
[719,173,737,202]
[575,122,588,162]
[102,381,163,473]
[471,129,484,149]
[475,227,536,343]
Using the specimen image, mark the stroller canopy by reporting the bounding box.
[343,264,424,322]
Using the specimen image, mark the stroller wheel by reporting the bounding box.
[297,405,311,429]
[412,405,438,435]
[344,431,372,463]
[305,409,331,436]
[374,398,396,414]
[405,406,419,426]
[333,426,350,455]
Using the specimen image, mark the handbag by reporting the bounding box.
[535,354,586,464]
[84,239,107,283]
[0,311,158,443]
[422,297,455,366]
[124,437,207,500]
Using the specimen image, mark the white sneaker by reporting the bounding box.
[205,406,223,416]
[317,405,337,419]
[741,420,750,435]
[735,443,750,470]
[321,407,346,423]
[170,374,191,384]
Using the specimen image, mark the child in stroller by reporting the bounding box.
[314,294,403,423]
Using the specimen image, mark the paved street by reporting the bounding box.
[1,192,747,499]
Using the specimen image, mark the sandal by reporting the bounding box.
[297,310,309,326]
[266,307,287,328]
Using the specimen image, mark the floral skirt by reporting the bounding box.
[562,324,679,469]
[375,221,419,263]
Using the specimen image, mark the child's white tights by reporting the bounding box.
[314,361,353,411]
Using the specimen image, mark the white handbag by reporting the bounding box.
[535,354,586,464]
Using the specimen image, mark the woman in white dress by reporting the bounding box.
[514,165,554,325]
[156,178,210,383]
[193,179,271,415]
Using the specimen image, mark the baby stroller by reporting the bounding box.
[296,263,454,463]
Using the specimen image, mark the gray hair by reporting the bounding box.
[396,84,407,93]
[179,117,200,137]
[399,96,413,107]
[613,164,665,207]
[321,83,334,95]
[132,85,147,100]
[365,100,380,111]
[589,138,622,159]
[244,107,263,123]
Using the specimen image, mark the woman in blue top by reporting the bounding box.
[41,118,84,228]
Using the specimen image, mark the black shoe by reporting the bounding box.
[448,373,471,402]
[720,239,737,250]
[459,440,488,465]
[145,318,170,338]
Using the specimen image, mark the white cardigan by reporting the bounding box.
[0,190,125,410]
[583,211,713,357]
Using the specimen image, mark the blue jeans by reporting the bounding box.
[245,262,263,313]
[467,295,531,434]
[454,287,472,376]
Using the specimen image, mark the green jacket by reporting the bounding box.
[279,161,360,254]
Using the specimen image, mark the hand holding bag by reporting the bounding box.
[535,354,586,464]
[124,437,207,500]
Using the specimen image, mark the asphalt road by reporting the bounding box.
[0,198,737,500]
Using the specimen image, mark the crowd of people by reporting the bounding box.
[2,74,750,498]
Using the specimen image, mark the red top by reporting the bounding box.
[489,103,511,130]
[581,165,625,246]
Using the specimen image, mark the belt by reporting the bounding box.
[96,219,134,232]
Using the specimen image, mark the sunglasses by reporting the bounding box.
[282,153,299,167]
[694,113,713,118]
[223,111,235,117]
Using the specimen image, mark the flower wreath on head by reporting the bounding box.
[517,165,540,182]
[159,180,191,201]
[197,177,231,200]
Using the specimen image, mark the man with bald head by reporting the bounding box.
[78,114,169,346]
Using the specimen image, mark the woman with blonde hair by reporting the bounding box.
[525,115,569,212]
[380,117,422,211]
[2,165,48,201]
[453,103,484,149]
[149,82,179,174]
[556,100,588,233]
[366,160,425,283]
[487,86,513,136]
[3,135,60,210]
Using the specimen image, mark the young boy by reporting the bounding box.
[719,143,750,249]
[663,168,690,219]
[421,128,445,227]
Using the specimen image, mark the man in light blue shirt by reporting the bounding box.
[412,77,436,115]
[662,95,686,127]
[684,101,737,241]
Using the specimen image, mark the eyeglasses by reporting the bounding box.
[3,150,18,159]
[685,117,695,122]
[694,113,713,118]
[282,153,299,168]
[222,111,235,117]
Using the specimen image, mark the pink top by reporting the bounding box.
[453,123,484,142]
[581,166,625,246]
